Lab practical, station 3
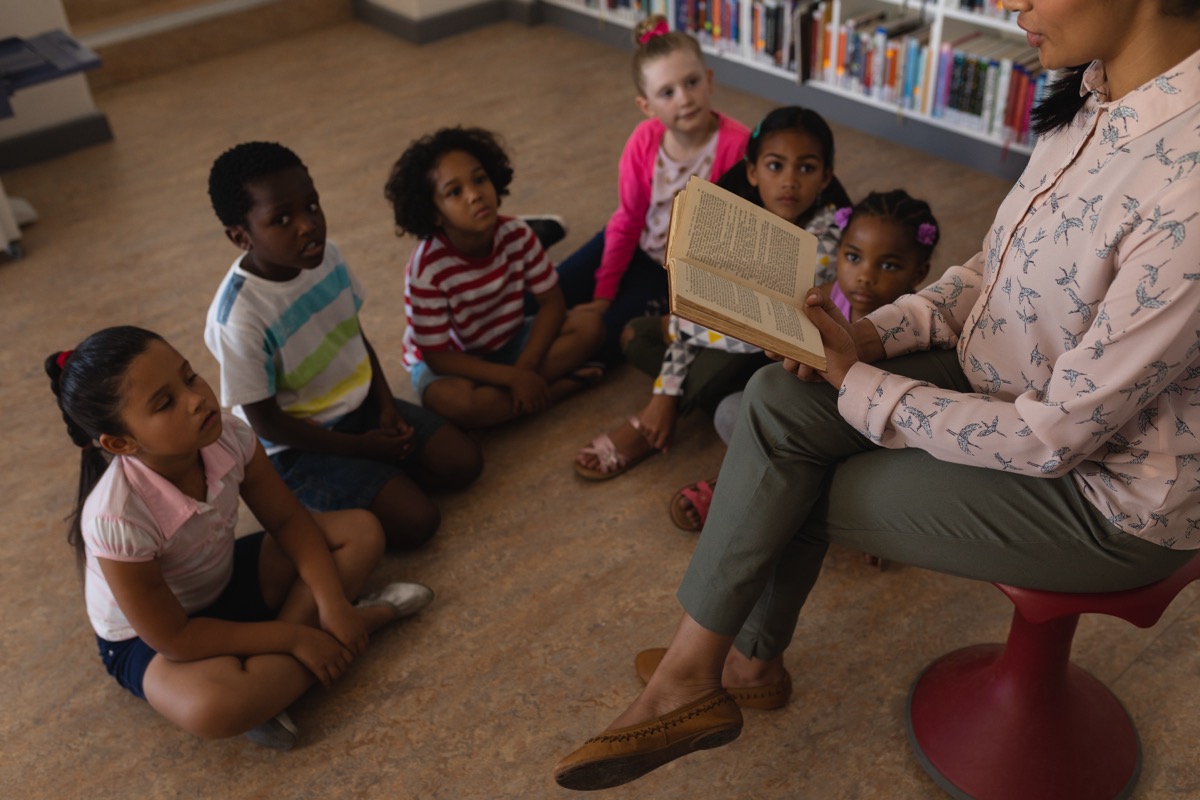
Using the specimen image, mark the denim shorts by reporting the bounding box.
[269,394,445,511]
[96,532,274,700]
[409,316,535,399]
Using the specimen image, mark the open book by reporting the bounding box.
[664,175,827,371]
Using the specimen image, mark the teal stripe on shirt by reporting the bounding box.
[261,261,364,395]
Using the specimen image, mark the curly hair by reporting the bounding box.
[208,141,305,227]
[384,127,514,239]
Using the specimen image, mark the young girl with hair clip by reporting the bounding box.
[554,14,751,364]
[575,106,850,480]
[669,189,937,531]
[556,0,1200,789]
[47,327,432,749]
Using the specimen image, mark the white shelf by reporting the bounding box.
[537,0,1035,179]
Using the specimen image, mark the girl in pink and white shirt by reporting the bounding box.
[48,326,431,749]
[554,14,751,363]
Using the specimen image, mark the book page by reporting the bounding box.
[673,178,817,304]
[671,259,825,366]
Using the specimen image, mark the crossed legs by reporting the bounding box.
[142,510,396,739]
[559,351,1187,789]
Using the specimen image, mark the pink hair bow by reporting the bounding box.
[638,19,670,44]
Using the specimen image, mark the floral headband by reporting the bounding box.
[834,207,938,246]
[637,18,670,45]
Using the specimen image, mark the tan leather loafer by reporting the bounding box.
[553,689,742,791]
[635,648,793,711]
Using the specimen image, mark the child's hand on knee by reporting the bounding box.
[507,368,551,414]
[319,599,369,657]
[292,627,355,688]
[362,426,416,464]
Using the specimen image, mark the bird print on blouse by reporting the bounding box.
[837,51,1200,547]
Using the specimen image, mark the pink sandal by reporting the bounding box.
[669,477,717,532]
[574,416,660,481]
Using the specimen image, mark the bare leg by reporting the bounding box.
[257,509,386,620]
[537,308,605,381]
[411,423,483,492]
[424,377,519,428]
[368,476,441,550]
[143,511,403,739]
[722,648,787,688]
[606,612,731,730]
[575,395,677,473]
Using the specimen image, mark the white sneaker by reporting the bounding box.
[244,710,299,750]
[355,582,434,619]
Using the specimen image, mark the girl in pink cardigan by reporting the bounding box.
[554,15,750,364]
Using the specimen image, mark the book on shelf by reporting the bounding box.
[674,1,806,71]
[663,176,827,370]
[931,32,1040,145]
[800,2,931,107]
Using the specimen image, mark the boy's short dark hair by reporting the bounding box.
[208,141,305,227]
[384,127,514,239]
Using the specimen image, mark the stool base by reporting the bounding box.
[906,644,1140,800]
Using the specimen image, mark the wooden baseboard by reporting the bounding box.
[0,112,113,171]
[352,0,537,45]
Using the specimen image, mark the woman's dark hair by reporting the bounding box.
[384,126,514,239]
[841,189,941,262]
[716,106,852,223]
[631,15,705,95]
[45,326,164,569]
[1029,65,1091,138]
[208,141,305,227]
[1031,0,1200,136]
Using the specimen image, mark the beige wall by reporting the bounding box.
[0,0,101,141]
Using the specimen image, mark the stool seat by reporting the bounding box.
[907,555,1200,800]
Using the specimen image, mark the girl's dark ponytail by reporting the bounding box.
[45,327,163,571]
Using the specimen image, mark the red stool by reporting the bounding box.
[906,555,1200,800]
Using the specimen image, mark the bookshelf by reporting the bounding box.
[537,0,1038,182]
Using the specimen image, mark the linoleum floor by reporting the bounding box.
[2,17,1199,800]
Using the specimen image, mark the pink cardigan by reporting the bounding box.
[594,111,750,301]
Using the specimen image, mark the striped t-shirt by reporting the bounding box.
[403,217,557,368]
[204,240,371,453]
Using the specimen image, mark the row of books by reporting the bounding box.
[805,3,932,106]
[802,2,1042,145]
[573,0,668,16]
[930,33,1047,144]
[562,0,1042,146]
[675,0,803,72]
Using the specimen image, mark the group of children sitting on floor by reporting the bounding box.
[46,14,942,748]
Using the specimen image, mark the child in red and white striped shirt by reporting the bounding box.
[387,127,605,429]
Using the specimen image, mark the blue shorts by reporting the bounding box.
[269,394,445,511]
[409,316,535,399]
[97,532,274,701]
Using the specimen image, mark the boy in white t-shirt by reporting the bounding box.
[204,141,481,550]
